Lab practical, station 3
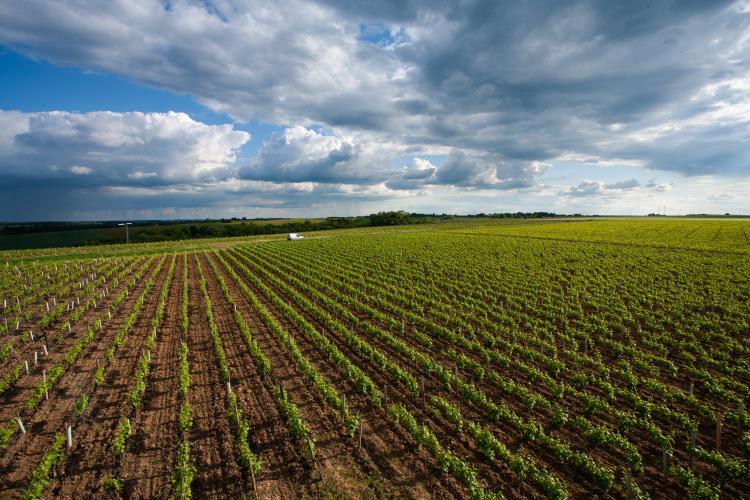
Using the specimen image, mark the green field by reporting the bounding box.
[0,218,748,498]
[0,219,331,251]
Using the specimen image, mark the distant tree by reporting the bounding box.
[369,211,411,226]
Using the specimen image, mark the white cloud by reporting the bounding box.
[70,165,93,175]
[239,126,400,184]
[0,110,250,185]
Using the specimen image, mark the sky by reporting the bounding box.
[0,0,749,221]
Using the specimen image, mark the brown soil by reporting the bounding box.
[226,246,540,498]
[0,257,162,497]
[0,257,145,424]
[116,254,184,498]
[182,252,243,498]
[215,248,466,498]
[48,255,172,497]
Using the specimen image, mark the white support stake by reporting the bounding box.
[34,351,38,365]
[30,331,34,341]
[25,360,29,374]
[67,426,73,448]
[359,418,363,449]
[16,417,26,434]
[43,344,48,355]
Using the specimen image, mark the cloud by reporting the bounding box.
[0,109,252,219]
[562,178,641,197]
[0,1,749,218]
[432,151,551,189]
[605,179,640,190]
[0,0,747,181]
[385,157,437,189]
[70,165,93,175]
[644,179,673,192]
[0,110,250,187]
[239,126,398,184]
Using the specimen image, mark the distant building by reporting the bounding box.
[287,233,304,241]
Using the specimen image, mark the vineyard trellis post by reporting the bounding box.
[359,417,363,449]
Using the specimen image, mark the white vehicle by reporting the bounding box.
[287,232,304,241]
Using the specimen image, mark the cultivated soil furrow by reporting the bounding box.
[220,248,463,498]
[0,257,162,497]
[234,246,544,497]
[117,254,184,499]
[233,247,535,498]
[198,252,302,498]
[238,245,617,496]
[0,257,146,423]
[212,250,404,497]
[185,253,243,498]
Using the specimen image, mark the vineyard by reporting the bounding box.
[0,218,748,499]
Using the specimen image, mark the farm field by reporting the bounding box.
[0,219,748,499]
